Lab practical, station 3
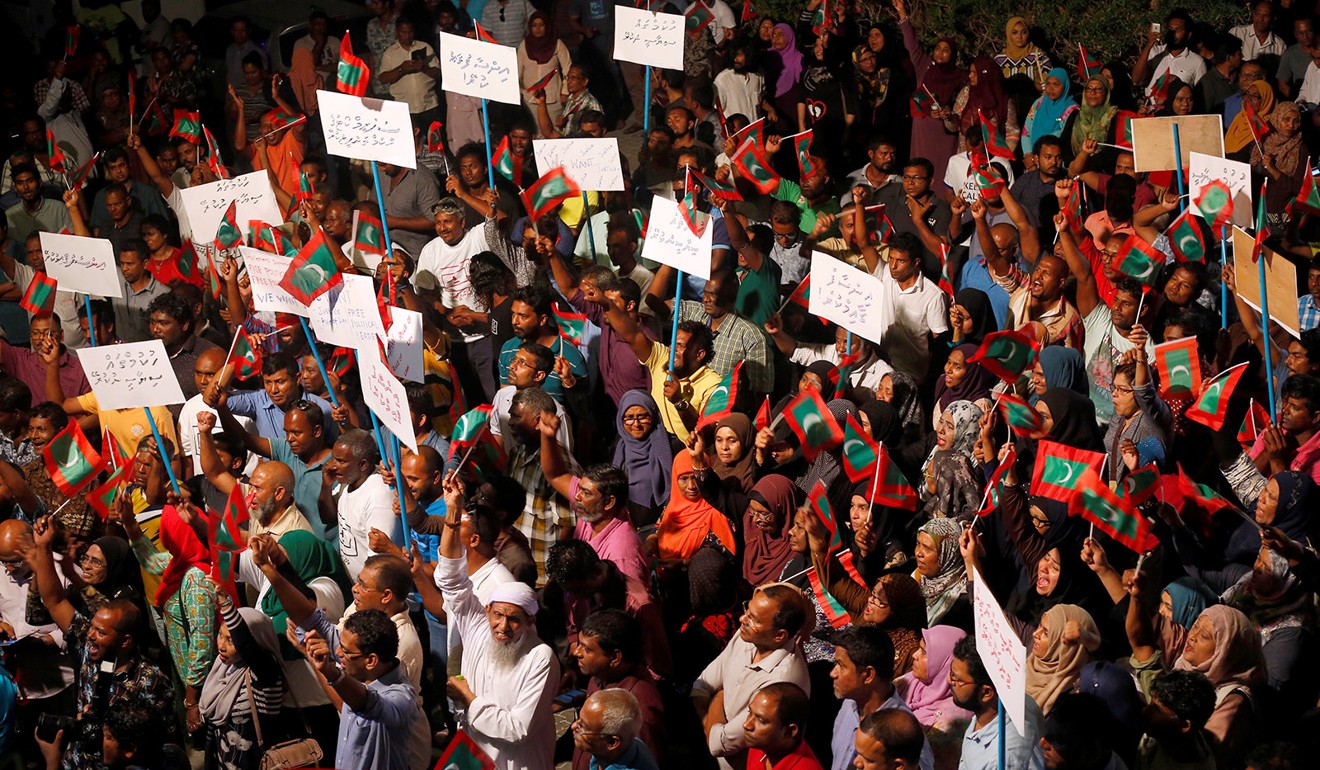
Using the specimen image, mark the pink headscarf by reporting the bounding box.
[896,625,973,728]
[772,24,803,97]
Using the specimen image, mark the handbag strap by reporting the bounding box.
[245,669,266,748]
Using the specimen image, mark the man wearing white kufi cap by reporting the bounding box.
[436,473,559,770]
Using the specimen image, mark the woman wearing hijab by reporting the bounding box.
[994,17,1052,85]
[920,401,984,520]
[1022,68,1078,158]
[742,474,802,588]
[896,0,964,183]
[702,414,760,508]
[844,479,917,578]
[1026,604,1101,715]
[948,56,1018,153]
[1035,389,1105,452]
[1077,661,1144,766]
[1153,77,1196,117]
[1252,101,1307,222]
[1102,61,1138,111]
[202,588,287,770]
[612,390,673,526]
[78,535,147,605]
[895,626,973,770]
[1225,80,1275,160]
[765,23,804,131]
[772,360,836,417]
[1029,347,1087,405]
[677,544,742,684]
[1221,547,1314,705]
[948,288,997,348]
[1063,76,1118,159]
[850,26,906,153]
[1170,605,1265,767]
[932,345,997,429]
[913,518,971,628]
[517,12,571,134]
[653,451,739,564]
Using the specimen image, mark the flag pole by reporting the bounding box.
[1258,240,1277,424]
[667,270,686,372]
[582,191,598,258]
[390,434,412,547]
[144,407,182,495]
[216,324,243,386]
[83,295,96,347]
[369,161,398,268]
[643,66,652,133]
[1220,225,1229,329]
[455,421,491,473]
[1172,124,1186,213]
[297,317,341,409]
[845,331,852,355]
[481,99,496,190]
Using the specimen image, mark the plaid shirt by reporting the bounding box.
[1300,295,1320,332]
[507,441,574,587]
[34,78,91,113]
[678,300,773,392]
[994,266,1085,352]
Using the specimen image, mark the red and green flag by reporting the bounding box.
[1113,234,1164,287]
[473,23,498,44]
[174,241,200,285]
[870,445,917,510]
[328,347,356,378]
[353,211,387,260]
[973,161,1006,199]
[1243,100,1271,149]
[1121,463,1160,507]
[214,201,243,251]
[1252,181,1270,263]
[201,125,228,178]
[1150,73,1172,105]
[278,230,343,305]
[20,272,57,316]
[691,168,742,200]
[1153,336,1201,398]
[435,729,496,770]
[696,361,744,430]
[1185,362,1248,431]
[43,420,105,495]
[841,413,878,483]
[551,302,588,345]
[88,456,135,521]
[249,220,281,252]
[808,480,843,552]
[521,167,580,221]
[427,121,445,154]
[969,329,1040,383]
[755,396,771,432]
[448,404,506,474]
[742,0,757,23]
[526,69,557,94]
[169,110,201,144]
[46,129,66,175]
[491,135,521,184]
[296,170,316,202]
[679,190,709,237]
[1166,208,1205,262]
[785,275,810,309]
[826,352,861,394]
[1077,44,1102,78]
[783,388,844,461]
[863,205,893,244]
[1062,182,1085,234]
[808,567,852,628]
[229,329,262,380]
[1115,110,1140,149]
[1159,465,1235,519]
[213,485,250,551]
[1032,440,1105,504]
[730,136,779,194]
[1193,180,1234,231]
[1069,467,1152,552]
[64,25,79,58]
[685,1,714,36]
[69,152,100,189]
[910,90,935,119]
[975,446,1017,517]
[937,244,955,298]
[997,392,1043,438]
[979,112,1013,161]
[793,130,816,180]
[1237,399,1270,448]
[1292,160,1320,215]
[336,33,370,97]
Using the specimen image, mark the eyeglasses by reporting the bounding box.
[1084,86,1106,93]
[621,414,652,424]
[901,174,929,181]
[571,719,615,738]
[79,554,106,569]
[866,593,889,609]
[948,675,974,688]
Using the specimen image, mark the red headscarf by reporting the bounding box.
[155,505,212,607]
[656,452,737,560]
[522,12,557,64]
[962,55,1007,132]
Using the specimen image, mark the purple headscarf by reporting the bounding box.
[772,23,803,97]
[612,389,672,509]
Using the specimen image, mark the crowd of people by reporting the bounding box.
[3,0,1320,769]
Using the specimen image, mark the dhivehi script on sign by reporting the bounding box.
[438,32,520,106]
[78,340,187,411]
[641,196,712,280]
[807,252,886,344]
[178,171,283,244]
[613,6,684,70]
[318,90,417,168]
[38,232,122,298]
[359,347,418,451]
[1188,151,1252,230]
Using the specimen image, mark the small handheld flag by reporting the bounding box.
[336,33,370,97]
[968,330,1040,383]
[521,167,580,221]
[1185,362,1249,431]
[169,110,201,144]
[20,273,57,316]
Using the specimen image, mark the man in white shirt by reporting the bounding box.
[293,11,342,84]
[874,233,950,380]
[767,320,894,395]
[1231,1,1287,60]
[1137,12,1208,96]
[944,140,1015,205]
[178,349,255,477]
[1297,48,1320,106]
[378,18,440,120]
[713,43,764,122]
[325,430,400,580]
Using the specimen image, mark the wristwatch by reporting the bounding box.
[674,399,691,412]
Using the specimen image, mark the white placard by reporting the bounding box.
[532,138,624,191]
[971,567,1027,737]
[177,171,283,245]
[38,232,122,298]
[613,7,685,70]
[380,307,424,383]
[318,90,417,169]
[438,32,520,106]
[807,251,887,344]
[1188,151,1252,230]
[641,196,713,280]
[308,274,386,349]
[239,247,307,317]
[78,340,187,411]
[359,347,417,451]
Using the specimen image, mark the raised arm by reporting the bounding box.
[851,187,883,273]
[715,197,764,273]
[971,198,1011,277]
[127,131,175,198]
[537,411,575,501]
[605,290,659,362]
[999,187,1040,266]
[196,412,238,497]
[25,517,76,632]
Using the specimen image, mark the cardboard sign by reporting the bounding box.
[177,171,283,244]
[38,232,122,298]
[641,196,713,280]
[438,32,520,106]
[239,247,307,317]
[1232,226,1301,338]
[1189,152,1252,230]
[1130,114,1225,173]
[532,138,625,192]
[359,347,418,451]
[971,567,1027,737]
[381,307,424,384]
[808,251,887,343]
[318,90,417,169]
[78,340,187,411]
[310,274,386,349]
[613,7,685,70]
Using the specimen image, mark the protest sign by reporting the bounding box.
[310,274,386,349]
[177,171,282,244]
[438,32,520,105]
[613,7,685,70]
[78,340,187,411]
[971,566,1027,736]
[1130,114,1224,173]
[239,247,308,317]
[359,346,418,451]
[1189,152,1251,229]
[381,307,424,383]
[808,252,887,343]
[318,90,417,168]
[38,232,121,298]
[532,138,625,191]
[641,196,713,279]
[1232,226,1301,337]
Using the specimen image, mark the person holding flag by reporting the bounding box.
[1249,100,1308,220]
[516,13,571,134]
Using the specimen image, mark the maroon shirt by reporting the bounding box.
[1,345,90,406]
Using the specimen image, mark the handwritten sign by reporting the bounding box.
[78,340,187,411]
[381,307,424,383]
[614,7,685,70]
[971,567,1027,737]
[177,171,282,244]
[807,252,886,343]
[359,346,417,451]
[1130,114,1224,173]
[239,247,307,317]
[438,32,520,106]
[1232,226,1301,338]
[309,274,386,349]
[641,196,712,280]
[532,138,624,191]
[1188,151,1252,229]
[38,232,122,298]
[318,90,417,169]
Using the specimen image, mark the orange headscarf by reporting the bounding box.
[655,452,737,560]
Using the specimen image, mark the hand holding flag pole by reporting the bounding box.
[144,408,181,495]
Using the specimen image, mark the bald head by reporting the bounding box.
[250,461,296,523]
[0,520,33,571]
[990,223,1020,253]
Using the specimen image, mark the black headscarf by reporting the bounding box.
[954,288,997,346]
[1038,389,1105,452]
[92,536,146,602]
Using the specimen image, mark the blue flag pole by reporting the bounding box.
[643,66,652,133]
[667,270,685,372]
[368,161,397,262]
[390,435,413,546]
[582,192,597,258]
[845,331,852,355]
[144,407,181,495]
[1172,124,1186,211]
[1258,252,1278,421]
[1220,225,1229,329]
[481,99,496,189]
[84,295,96,347]
[997,700,1006,770]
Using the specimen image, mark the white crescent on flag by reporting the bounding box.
[1176,231,1202,258]
[800,412,824,440]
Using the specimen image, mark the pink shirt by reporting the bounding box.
[1250,428,1320,486]
[569,477,650,585]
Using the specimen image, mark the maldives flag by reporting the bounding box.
[1237,399,1270,448]
[229,329,262,380]
[1252,181,1270,263]
[174,241,201,287]
[691,168,742,200]
[864,205,893,244]
[43,420,105,495]
[1194,180,1234,231]
[1112,234,1163,288]
[491,135,521,184]
[88,456,135,521]
[20,272,57,316]
[679,191,709,237]
[279,230,343,305]
[973,162,1006,199]
[169,110,201,144]
[1032,440,1105,504]
[841,414,878,483]
[793,131,816,179]
[1293,161,1320,215]
[328,347,356,378]
[473,23,498,44]
[685,0,714,35]
[826,352,861,394]
[937,244,955,298]
[1186,362,1249,431]
[296,170,316,202]
[46,129,66,174]
[64,25,79,58]
[1077,44,1102,78]
[784,388,844,461]
[742,0,757,23]
[103,428,129,469]
[552,302,588,344]
[997,392,1043,438]
[354,211,387,260]
[871,445,917,510]
[526,69,557,94]
[437,730,497,770]
[521,167,580,221]
[214,486,250,551]
[1166,208,1205,262]
[202,125,228,179]
[1121,463,1160,507]
[1062,182,1085,234]
[910,90,935,119]
[969,329,1040,383]
[206,253,223,300]
[731,136,780,194]
[785,275,810,309]
[337,33,370,97]
[808,568,852,628]
[69,152,100,189]
[1114,110,1140,149]
[696,361,744,430]
[249,220,280,252]
[427,121,445,154]
[1069,466,1152,552]
[1153,336,1201,397]
[979,112,1013,160]
[1159,465,1235,519]
[214,201,243,251]
[808,480,843,552]
[1244,101,1271,147]
[755,395,772,431]
[975,446,1017,517]
[1150,73,1172,104]
[450,404,495,454]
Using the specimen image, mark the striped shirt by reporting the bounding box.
[507,441,574,587]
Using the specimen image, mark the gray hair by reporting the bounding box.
[431,197,465,218]
[592,688,641,744]
[337,428,379,464]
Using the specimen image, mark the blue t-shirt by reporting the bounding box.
[496,335,587,402]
